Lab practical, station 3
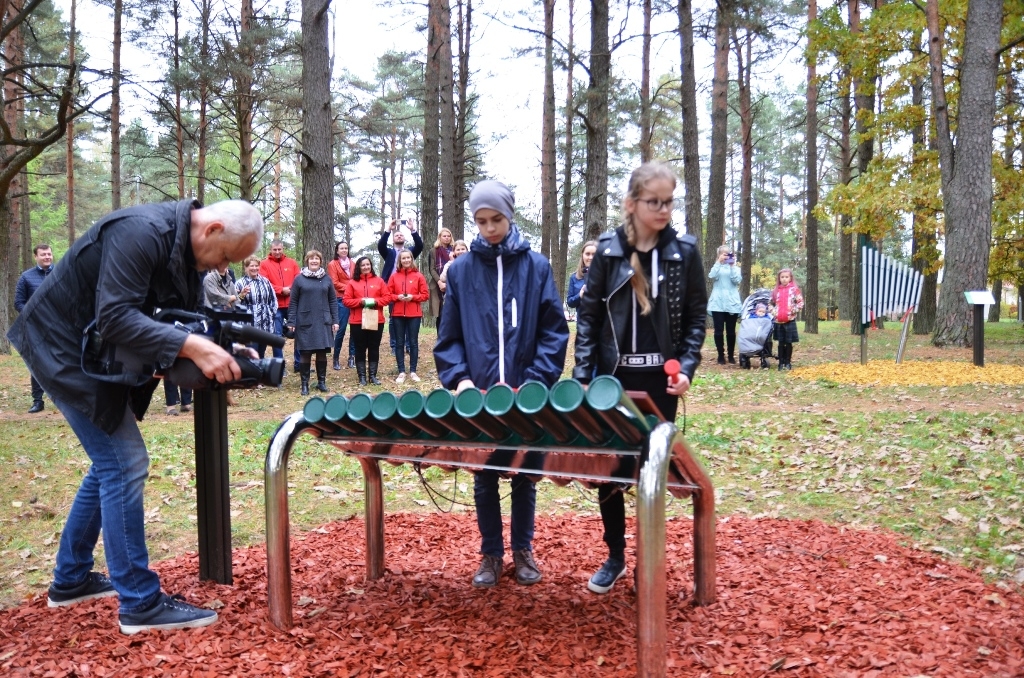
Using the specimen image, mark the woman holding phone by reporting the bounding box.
[707,245,742,364]
[387,250,430,384]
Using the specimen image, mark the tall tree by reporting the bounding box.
[555,0,575,300]
[638,0,652,162]
[540,0,557,260]
[582,0,609,242]
[422,0,442,324]
[1,0,91,352]
[66,0,76,243]
[804,0,819,333]
[300,0,334,258]
[704,0,730,280]
[111,0,122,209]
[438,0,459,239]
[677,0,702,242]
[927,0,1003,346]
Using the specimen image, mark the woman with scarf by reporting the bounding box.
[235,254,279,358]
[327,241,354,370]
[429,227,454,325]
[286,250,339,395]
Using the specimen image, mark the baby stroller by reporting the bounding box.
[736,289,774,369]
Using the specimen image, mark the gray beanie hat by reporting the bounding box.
[468,180,515,223]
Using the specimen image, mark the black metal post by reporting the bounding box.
[194,388,233,584]
[973,304,985,367]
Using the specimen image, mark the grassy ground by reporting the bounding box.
[1,319,1022,609]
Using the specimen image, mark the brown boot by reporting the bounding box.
[471,554,503,588]
[512,549,542,585]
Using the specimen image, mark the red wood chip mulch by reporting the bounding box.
[1,513,1022,677]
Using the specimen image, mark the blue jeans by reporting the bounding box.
[392,316,421,373]
[52,400,162,613]
[333,302,353,359]
[387,304,414,355]
[272,309,286,360]
[474,470,536,557]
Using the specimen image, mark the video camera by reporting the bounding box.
[158,307,286,390]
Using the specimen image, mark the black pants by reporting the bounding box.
[352,325,384,364]
[29,373,44,403]
[598,369,680,560]
[163,377,192,408]
[711,311,739,357]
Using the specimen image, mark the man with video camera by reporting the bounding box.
[7,198,264,634]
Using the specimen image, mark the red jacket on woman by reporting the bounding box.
[343,273,391,325]
[387,268,429,318]
[327,258,353,300]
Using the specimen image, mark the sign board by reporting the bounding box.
[964,290,996,305]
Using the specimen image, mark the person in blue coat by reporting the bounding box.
[565,240,597,313]
[707,245,743,364]
[434,180,569,589]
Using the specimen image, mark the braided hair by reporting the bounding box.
[622,162,678,316]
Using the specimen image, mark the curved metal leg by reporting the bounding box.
[637,421,673,678]
[358,456,385,579]
[265,412,319,630]
[670,434,717,605]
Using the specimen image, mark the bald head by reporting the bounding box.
[191,200,264,272]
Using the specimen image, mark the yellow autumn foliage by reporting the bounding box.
[791,360,1024,387]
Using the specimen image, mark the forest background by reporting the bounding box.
[0,0,1022,354]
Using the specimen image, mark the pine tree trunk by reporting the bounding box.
[438,0,459,240]
[677,0,702,243]
[300,0,335,259]
[583,0,609,243]
[173,0,184,199]
[639,0,651,163]
[704,1,729,283]
[541,0,557,261]
[803,0,819,333]
[735,24,753,302]
[237,0,255,203]
[453,0,471,239]
[423,0,441,251]
[555,0,575,301]
[837,72,852,323]
[67,0,76,244]
[197,0,211,204]
[111,0,122,209]
[910,35,936,335]
[927,0,1001,346]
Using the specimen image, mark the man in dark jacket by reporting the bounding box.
[14,243,54,412]
[434,180,569,589]
[7,199,263,634]
[378,219,424,359]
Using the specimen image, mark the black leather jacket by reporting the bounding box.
[573,226,707,383]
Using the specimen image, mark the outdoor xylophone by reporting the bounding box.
[264,375,716,678]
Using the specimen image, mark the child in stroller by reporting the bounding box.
[737,290,774,369]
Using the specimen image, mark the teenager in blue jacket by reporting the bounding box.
[434,180,569,589]
[565,240,597,312]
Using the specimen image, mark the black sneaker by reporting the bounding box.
[119,593,218,634]
[47,572,117,608]
[587,558,627,594]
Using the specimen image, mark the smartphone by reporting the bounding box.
[400,219,408,227]
[725,253,735,265]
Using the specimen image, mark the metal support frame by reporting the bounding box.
[263,414,716,678]
[194,388,233,584]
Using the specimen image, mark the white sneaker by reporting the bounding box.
[409,372,421,383]
[396,373,406,384]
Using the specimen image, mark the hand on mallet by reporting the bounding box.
[664,359,691,397]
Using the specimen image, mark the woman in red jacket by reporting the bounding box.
[387,250,430,384]
[343,256,392,386]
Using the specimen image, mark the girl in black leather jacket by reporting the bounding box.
[572,162,707,594]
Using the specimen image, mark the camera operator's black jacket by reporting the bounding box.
[8,200,202,434]
[573,225,707,383]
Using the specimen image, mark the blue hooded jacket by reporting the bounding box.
[434,224,569,390]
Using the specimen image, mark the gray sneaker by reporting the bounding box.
[47,572,117,608]
[119,593,218,634]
